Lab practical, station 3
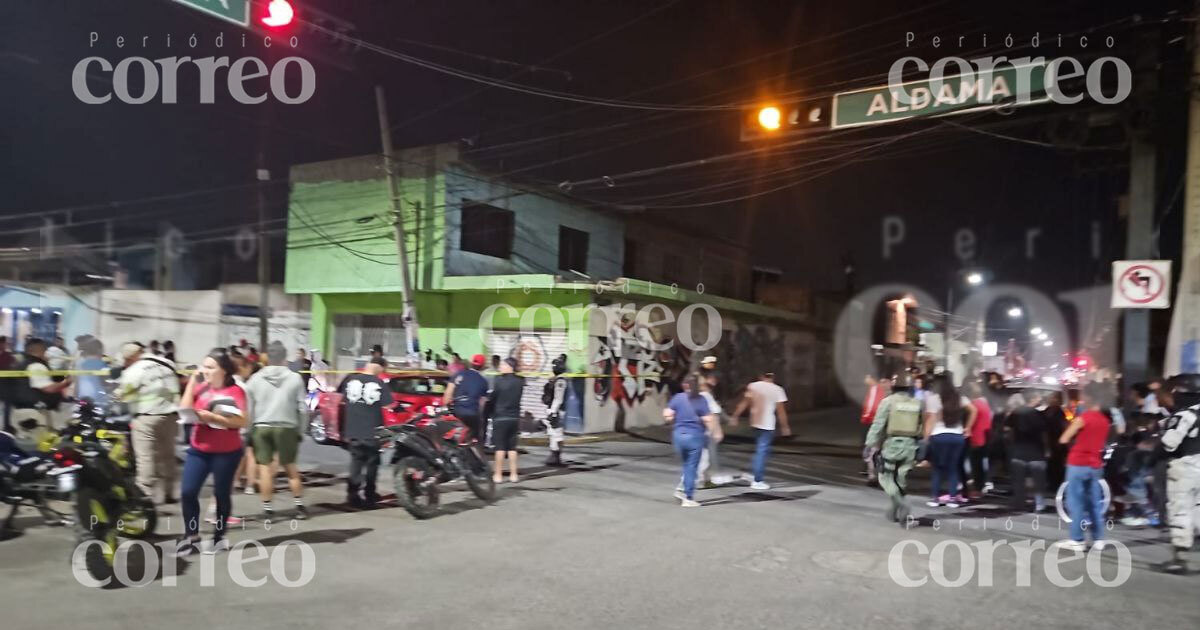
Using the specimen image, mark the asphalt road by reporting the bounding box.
[2,414,1197,630]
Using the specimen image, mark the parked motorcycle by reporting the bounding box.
[379,409,495,519]
[0,431,75,540]
[51,401,156,582]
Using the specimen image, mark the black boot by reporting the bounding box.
[545,448,564,467]
[1161,547,1189,575]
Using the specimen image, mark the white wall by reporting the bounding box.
[97,290,223,364]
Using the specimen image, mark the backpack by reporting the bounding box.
[885,395,923,438]
[542,379,556,406]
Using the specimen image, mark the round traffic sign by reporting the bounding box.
[1118,264,1165,305]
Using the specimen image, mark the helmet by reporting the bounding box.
[1167,373,1200,394]
[1167,373,1200,410]
[551,354,567,376]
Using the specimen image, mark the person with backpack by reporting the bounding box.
[541,354,569,467]
[864,374,922,525]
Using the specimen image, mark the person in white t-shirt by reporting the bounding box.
[730,371,790,490]
[922,377,977,507]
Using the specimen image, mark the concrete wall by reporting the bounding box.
[285,149,449,295]
[97,290,224,364]
[443,165,624,281]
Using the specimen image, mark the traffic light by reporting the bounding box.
[261,0,296,28]
[740,102,828,141]
[757,106,782,131]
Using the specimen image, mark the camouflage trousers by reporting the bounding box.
[1166,454,1200,549]
[878,437,918,522]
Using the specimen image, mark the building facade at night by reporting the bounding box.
[285,144,840,432]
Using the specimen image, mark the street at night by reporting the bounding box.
[3,0,1200,627]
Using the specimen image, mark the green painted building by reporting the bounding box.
[286,145,833,433]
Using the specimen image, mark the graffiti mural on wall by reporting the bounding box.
[710,324,790,404]
[592,311,691,407]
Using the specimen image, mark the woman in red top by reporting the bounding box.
[1057,383,1112,550]
[965,383,994,497]
[176,349,247,556]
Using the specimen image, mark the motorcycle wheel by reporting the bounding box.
[462,449,496,503]
[117,498,158,538]
[394,456,440,519]
[73,530,117,584]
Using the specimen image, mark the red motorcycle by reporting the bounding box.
[377,408,495,519]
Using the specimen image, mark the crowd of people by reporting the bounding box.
[862,367,1200,573]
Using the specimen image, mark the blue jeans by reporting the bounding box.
[181,448,242,540]
[928,433,966,498]
[673,430,706,500]
[1125,463,1154,518]
[1066,465,1106,542]
[751,428,774,483]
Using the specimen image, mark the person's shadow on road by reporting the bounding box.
[698,489,819,506]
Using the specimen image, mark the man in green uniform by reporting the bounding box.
[864,375,924,526]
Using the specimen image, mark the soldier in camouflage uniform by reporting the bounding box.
[1156,375,1200,574]
[864,375,924,526]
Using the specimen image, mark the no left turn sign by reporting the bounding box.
[1112,260,1171,309]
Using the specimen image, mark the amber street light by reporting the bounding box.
[757,106,782,131]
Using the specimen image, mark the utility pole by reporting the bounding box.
[1167,1,1200,376]
[376,85,419,360]
[257,166,270,353]
[254,40,278,354]
[1122,32,1159,386]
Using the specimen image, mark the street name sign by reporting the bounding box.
[172,0,250,28]
[831,62,1048,129]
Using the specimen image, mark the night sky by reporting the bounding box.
[1,0,1192,342]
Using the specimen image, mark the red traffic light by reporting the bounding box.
[262,0,295,28]
[1075,357,1089,368]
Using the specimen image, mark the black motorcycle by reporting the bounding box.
[54,401,157,581]
[0,431,75,540]
[379,410,495,519]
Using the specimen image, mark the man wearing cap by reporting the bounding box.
[443,353,490,446]
[116,341,181,503]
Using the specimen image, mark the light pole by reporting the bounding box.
[945,270,986,374]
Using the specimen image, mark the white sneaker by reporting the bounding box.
[680,498,700,507]
[1053,540,1088,552]
[982,482,994,493]
[1092,541,1109,551]
[243,485,255,495]
[711,474,733,485]
[750,481,770,491]
[202,538,231,555]
[673,490,686,501]
[1120,516,1149,527]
